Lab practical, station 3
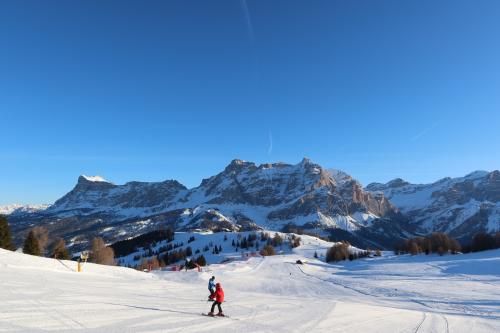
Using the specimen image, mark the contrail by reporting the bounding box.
[411,122,439,142]
[240,0,255,46]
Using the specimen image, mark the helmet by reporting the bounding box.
[211,276,215,280]
[216,282,221,288]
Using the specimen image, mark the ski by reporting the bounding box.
[201,313,228,318]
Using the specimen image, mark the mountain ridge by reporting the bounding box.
[3,161,498,250]
[5,159,407,250]
[366,170,499,241]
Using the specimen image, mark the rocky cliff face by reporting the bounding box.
[6,159,406,250]
[366,170,500,240]
[49,175,187,216]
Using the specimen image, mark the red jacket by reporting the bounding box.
[214,286,224,303]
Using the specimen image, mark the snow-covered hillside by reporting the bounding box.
[366,170,500,239]
[1,246,499,332]
[115,231,360,268]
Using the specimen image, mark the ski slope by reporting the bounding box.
[1,247,499,332]
[116,231,364,267]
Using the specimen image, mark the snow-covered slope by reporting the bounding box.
[8,159,406,250]
[366,170,500,239]
[1,246,499,332]
[115,231,362,268]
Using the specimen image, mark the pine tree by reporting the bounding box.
[0,215,15,251]
[232,239,235,247]
[196,254,207,266]
[23,230,41,256]
[218,245,222,252]
[314,251,318,259]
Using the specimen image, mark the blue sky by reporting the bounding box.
[1,0,499,205]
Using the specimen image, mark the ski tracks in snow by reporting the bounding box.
[414,312,427,333]
[0,274,87,330]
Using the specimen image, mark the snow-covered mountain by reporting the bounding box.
[49,175,187,217]
[0,204,50,216]
[366,170,500,240]
[5,159,407,250]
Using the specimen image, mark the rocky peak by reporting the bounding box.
[299,157,312,166]
[366,178,410,192]
[328,169,353,187]
[224,159,255,172]
[125,179,187,191]
[386,178,410,188]
[75,175,116,191]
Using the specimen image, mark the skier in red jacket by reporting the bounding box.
[207,283,225,317]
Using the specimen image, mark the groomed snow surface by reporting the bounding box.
[1,244,499,332]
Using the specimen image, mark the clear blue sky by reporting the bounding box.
[1,0,499,205]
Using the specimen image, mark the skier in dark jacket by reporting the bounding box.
[208,276,216,300]
[207,283,225,317]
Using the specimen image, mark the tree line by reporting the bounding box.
[110,228,175,257]
[462,232,500,253]
[0,215,115,265]
[394,232,461,256]
[1,215,71,259]
[394,232,500,256]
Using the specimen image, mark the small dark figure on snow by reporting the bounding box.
[208,276,216,300]
[207,283,224,317]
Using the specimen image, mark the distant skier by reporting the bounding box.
[207,283,224,317]
[208,276,216,300]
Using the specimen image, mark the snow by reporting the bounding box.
[327,168,352,186]
[81,175,108,182]
[0,204,49,215]
[486,202,500,233]
[0,204,24,215]
[118,231,324,267]
[366,170,499,234]
[1,244,499,332]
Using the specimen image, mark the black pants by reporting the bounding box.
[211,301,222,313]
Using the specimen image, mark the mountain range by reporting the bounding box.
[367,170,499,240]
[3,158,498,250]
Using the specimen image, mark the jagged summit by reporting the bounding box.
[79,175,109,183]
[299,157,312,165]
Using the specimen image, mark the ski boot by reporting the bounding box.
[216,312,225,317]
[207,312,215,317]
